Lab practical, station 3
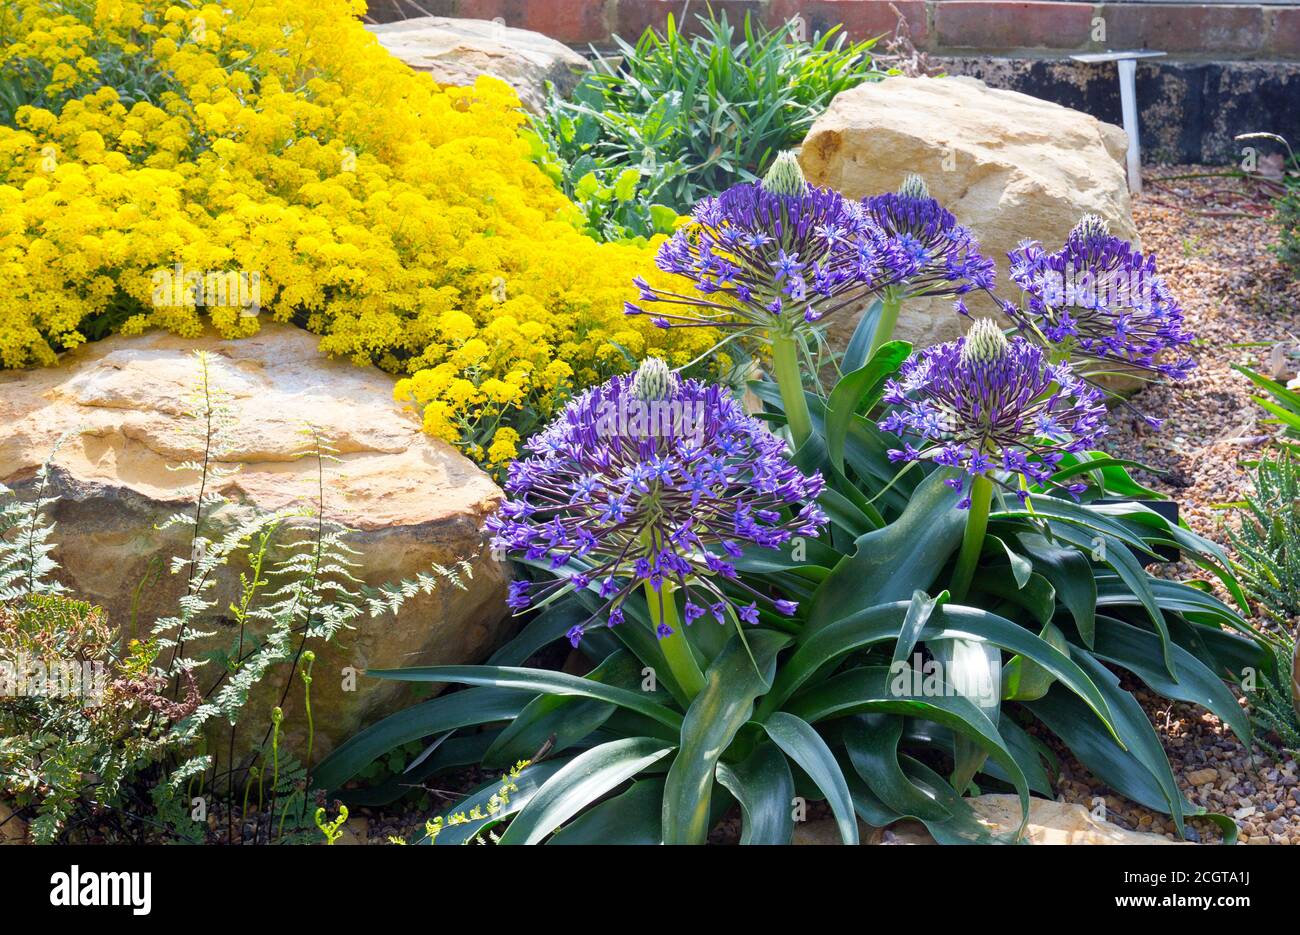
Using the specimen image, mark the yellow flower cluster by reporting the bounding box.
[0,0,722,464]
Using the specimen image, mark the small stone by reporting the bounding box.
[1185,768,1219,786]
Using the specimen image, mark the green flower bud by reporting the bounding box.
[1072,213,1109,240]
[898,174,930,200]
[761,151,807,197]
[960,317,1010,366]
[632,356,676,401]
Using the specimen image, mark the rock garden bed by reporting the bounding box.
[1,3,1297,853]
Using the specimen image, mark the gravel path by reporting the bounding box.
[1053,166,1300,844]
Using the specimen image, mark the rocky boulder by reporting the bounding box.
[0,325,510,757]
[792,794,1184,844]
[368,16,588,113]
[800,75,1137,350]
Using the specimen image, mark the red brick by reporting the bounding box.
[1097,4,1266,55]
[768,0,929,46]
[458,0,610,45]
[614,0,770,42]
[362,0,458,24]
[1264,7,1300,60]
[934,1,1094,51]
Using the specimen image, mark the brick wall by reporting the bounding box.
[364,0,1300,61]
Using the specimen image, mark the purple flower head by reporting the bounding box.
[879,318,1109,504]
[1005,214,1195,380]
[866,175,996,299]
[487,358,827,645]
[627,153,915,333]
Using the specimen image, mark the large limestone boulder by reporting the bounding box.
[792,794,1184,844]
[0,325,509,757]
[800,75,1137,350]
[368,16,588,113]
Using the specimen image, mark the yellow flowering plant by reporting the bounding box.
[0,0,723,466]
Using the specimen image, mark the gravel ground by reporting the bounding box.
[1051,166,1300,844]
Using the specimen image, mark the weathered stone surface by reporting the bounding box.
[367,15,588,113]
[967,794,1183,844]
[0,800,28,845]
[792,794,1184,844]
[0,325,509,756]
[799,75,1136,349]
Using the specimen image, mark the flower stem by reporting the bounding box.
[870,290,903,357]
[950,473,993,602]
[645,581,705,701]
[769,329,812,450]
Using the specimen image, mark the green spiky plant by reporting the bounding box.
[1224,452,1300,624]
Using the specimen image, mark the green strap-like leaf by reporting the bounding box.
[483,650,646,767]
[486,600,587,666]
[1033,520,1175,678]
[892,589,947,669]
[364,665,685,731]
[548,779,666,845]
[1015,531,1097,647]
[425,758,570,845]
[497,738,674,845]
[313,686,533,792]
[715,742,796,845]
[662,630,788,844]
[825,340,911,473]
[761,603,1115,739]
[1002,621,1070,702]
[840,297,884,373]
[806,469,966,639]
[762,711,859,844]
[783,665,1030,836]
[1026,650,1193,835]
[842,716,951,823]
[1085,615,1251,743]
[928,636,1002,791]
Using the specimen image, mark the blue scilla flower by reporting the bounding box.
[624,154,915,331]
[866,175,996,300]
[487,359,828,646]
[879,318,1109,506]
[1004,214,1195,382]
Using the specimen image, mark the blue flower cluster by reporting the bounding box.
[625,166,998,339]
[487,361,828,645]
[1005,214,1195,381]
[866,175,996,301]
[879,318,1109,506]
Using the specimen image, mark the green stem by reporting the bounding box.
[645,580,705,701]
[950,473,993,602]
[870,291,903,357]
[769,329,812,450]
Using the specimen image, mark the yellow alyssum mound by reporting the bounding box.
[0,0,720,464]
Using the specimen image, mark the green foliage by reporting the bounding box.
[0,351,470,842]
[528,11,883,241]
[1225,452,1300,623]
[1274,156,1300,275]
[1233,363,1300,451]
[319,345,1265,845]
[0,594,182,843]
[1247,634,1300,756]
